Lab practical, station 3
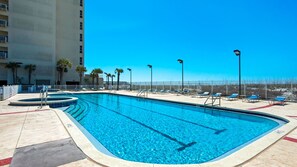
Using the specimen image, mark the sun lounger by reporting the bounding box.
[152,89,158,94]
[246,94,260,103]
[212,93,222,97]
[226,93,238,101]
[183,89,190,94]
[196,92,210,98]
[270,96,286,106]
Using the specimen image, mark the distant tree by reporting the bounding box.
[92,68,103,86]
[24,64,36,85]
[75,66,87,85]
[115,68,124,90]
[111,74,115,86]
[5,62,22,84]
[90,72,96,86]
[104,72,111,89]
[56,58,72,85]
[83,77,91,85]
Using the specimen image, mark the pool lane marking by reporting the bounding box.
[0,109,49,116]
[115,98,226,134]
[0,157,12,166]
[85,94,226,134]
[248,104,274,110]
[77,97,197,151]
[283,137,297,143]
[99,104,197,152]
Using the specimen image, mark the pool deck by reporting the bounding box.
[0,90,297,167]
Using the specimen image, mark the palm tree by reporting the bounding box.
[75,65,87,85]
[92,68,103,86]
[90,72,96,86]
[24,64,36,84]
[56,58,72,85]
[111,74,115,86]
[115,68,124,90]
[104,72,112,89]
[5,62,22,84]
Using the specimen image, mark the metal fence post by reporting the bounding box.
[211,81,213,94]
[265,83,268,99]
[226,81,228,96]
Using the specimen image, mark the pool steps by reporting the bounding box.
[64,99,90,122]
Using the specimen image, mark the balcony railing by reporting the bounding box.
[0,51,8,59]
[0,35,8,43]
[0,20,7,27]
[0,3,8,11]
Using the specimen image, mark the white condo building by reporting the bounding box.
[0,0,84,85]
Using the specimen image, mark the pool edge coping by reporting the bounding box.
[9,96,78,106]
[53,92,297,167]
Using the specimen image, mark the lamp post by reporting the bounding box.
[234,49,241,96]
[177,59,184,92]
[147,64,152,92]
[127,68,132,91]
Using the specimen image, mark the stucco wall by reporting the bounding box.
[56,0,84,84]
[1,0,84,85]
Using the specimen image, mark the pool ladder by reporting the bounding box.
[137,89,148,97]
[204,94,221,107]
[39,86,48,108]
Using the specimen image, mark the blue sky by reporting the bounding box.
[85,0,297,82]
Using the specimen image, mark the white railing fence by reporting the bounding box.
[12,79,297,102]
[0,85,21,101]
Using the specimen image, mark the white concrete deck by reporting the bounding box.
[0,91,296,167]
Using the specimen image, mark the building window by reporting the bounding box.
[80,34,83,41]
[79,57,83,65]
[0,35,8,43]
[80,0,83,7]
[0,51,8,59]
[80,22,83,30]
[0,19,7,27]
[79,10,82,18]
[80,46,83,53]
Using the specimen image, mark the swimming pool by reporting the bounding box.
[60,93,286,164]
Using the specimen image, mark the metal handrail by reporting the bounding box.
[137,89,148,97]
[39,86,48,108]
[39,89,44,108]
[136,90,143,96]
[204,93,221,106]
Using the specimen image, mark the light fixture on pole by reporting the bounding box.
[233,49,241,96]
[177,59,184,92]
[147,64,152,92]
[127,68,132,91]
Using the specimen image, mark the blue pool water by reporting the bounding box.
[60,93,285,164]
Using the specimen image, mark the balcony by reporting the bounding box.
[0,19,7,27]
[0,35,7,43]
[0,35,7,47]
[0,51,7,59]
[0,3,8,16]
[0,3,7,11]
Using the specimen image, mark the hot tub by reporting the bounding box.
[10,96,78,108]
